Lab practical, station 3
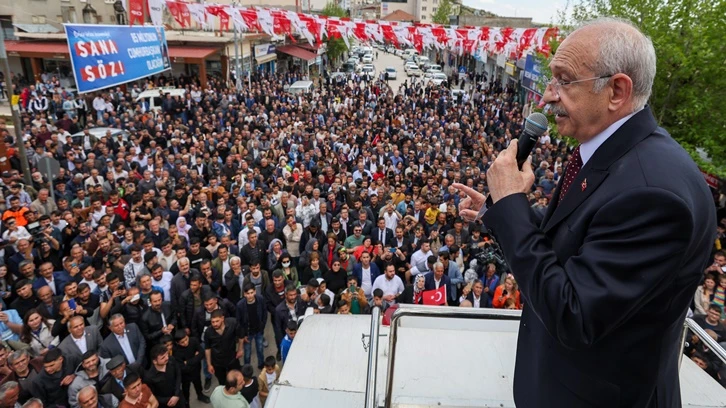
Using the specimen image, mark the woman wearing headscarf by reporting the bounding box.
[398,274,427,305]
[267,239,287,272]
[176,216,192,243]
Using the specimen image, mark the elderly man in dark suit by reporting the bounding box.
[99,314,146,370]
[455,18,715,408]
[57,316,103,370]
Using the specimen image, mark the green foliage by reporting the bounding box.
[539,0,726,177]
[319,2,348,64]
[432,0,455,25]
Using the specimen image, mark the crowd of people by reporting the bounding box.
[0,44,721,408]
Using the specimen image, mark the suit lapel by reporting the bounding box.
[542,108,658,233]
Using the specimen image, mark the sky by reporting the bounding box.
[462,0,570,25]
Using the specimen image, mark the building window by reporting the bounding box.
[421,14,427,19]
[421,6,426,11]
[432,7,437,12]
[60,6,77,23]
[433,0,438,3]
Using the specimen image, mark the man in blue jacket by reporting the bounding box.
[352,251,380,299]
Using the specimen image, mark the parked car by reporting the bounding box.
[361,64,376,75]
[415,56,431,68]
[384,67,397,80]
[429,73,448,86]
[407,67,423,77]
[424,64,443,74]
[362,54,373,64]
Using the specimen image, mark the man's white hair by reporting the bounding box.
[577,17,657,111]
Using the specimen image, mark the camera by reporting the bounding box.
[473,241,509,275]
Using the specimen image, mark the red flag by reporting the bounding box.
[128,0,145,26]
[422,285,446,305]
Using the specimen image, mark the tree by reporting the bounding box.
[536,0,726,177]
[432,0,454,25]
[320,2,348,65]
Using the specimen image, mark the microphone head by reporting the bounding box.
[524,112,549,138]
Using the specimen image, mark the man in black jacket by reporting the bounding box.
[239,230,265,268]
[191,292,236,340]
[236,283,267,370]
[265,271,291,361]
[176,274,206,333]
[144,344,184,408]
[30,348,74,408]
[274,285,307,353]
[139,291,177,346]
[173,330,210,406]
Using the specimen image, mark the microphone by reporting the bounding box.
[483,112,549,209]
[516,112,549,169]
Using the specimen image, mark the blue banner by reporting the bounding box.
[522,54,543,95]
[64,24,171,93]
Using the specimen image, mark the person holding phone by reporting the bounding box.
[340,275,368,315]
[492,275,521,309]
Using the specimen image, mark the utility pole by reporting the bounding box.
[232,1,242,89]
[0,28,32,186]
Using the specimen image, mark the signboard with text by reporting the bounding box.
[522,54,544,95]
[64,24,171,93]
[254,43,276,57]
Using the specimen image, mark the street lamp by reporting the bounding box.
[82,3,98,24]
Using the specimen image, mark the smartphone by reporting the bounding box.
[131,294,141,303]
[389,248,397,253]
[349,284,356,293]
[502,290,508,296]
[68,299,77,310]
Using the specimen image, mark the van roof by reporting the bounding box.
[289,81,314,88]
[136,88,186,100]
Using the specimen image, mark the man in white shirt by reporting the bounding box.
[407,240,433,282]
[92,96,106,122]
[372,264,404,306]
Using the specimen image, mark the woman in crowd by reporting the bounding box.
[267,239,286,273]
[398,274,427,305]
[274,253,299,288]
[20,309,58,357]
[695,272,718,315]
[492,275,521,309]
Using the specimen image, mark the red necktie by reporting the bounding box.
[558,146,582,203]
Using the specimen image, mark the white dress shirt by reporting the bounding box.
[115,333,136,364]
[73,334,88,353]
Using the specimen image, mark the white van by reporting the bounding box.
[135,87,186,113]
[288,81,314,95]
[402,49,419,59]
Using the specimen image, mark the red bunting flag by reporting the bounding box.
[128,0,145,26]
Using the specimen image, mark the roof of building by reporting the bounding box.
[381,10,417,22]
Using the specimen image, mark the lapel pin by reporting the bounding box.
[581,178,587,192]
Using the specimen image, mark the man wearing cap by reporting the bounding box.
[98,356,132,402]
[30,348,74,407]
[66,174,86,198]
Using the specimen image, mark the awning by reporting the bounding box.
[276,45,316,62]
[168,46,219,60]
[256,53,277,64]
[4,41,69,56]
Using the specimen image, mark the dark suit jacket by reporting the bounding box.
[235,295,268,337]
[371,228,394,246]
[58,325,103,369]
[423,272,451,293]
[32,272,71,296]
[99,322,147,367]
[139,302,177,344]
[482,109,715,408]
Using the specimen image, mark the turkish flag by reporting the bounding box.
[422,285,446,306]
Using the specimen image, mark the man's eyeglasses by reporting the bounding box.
[541,75,614,97]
